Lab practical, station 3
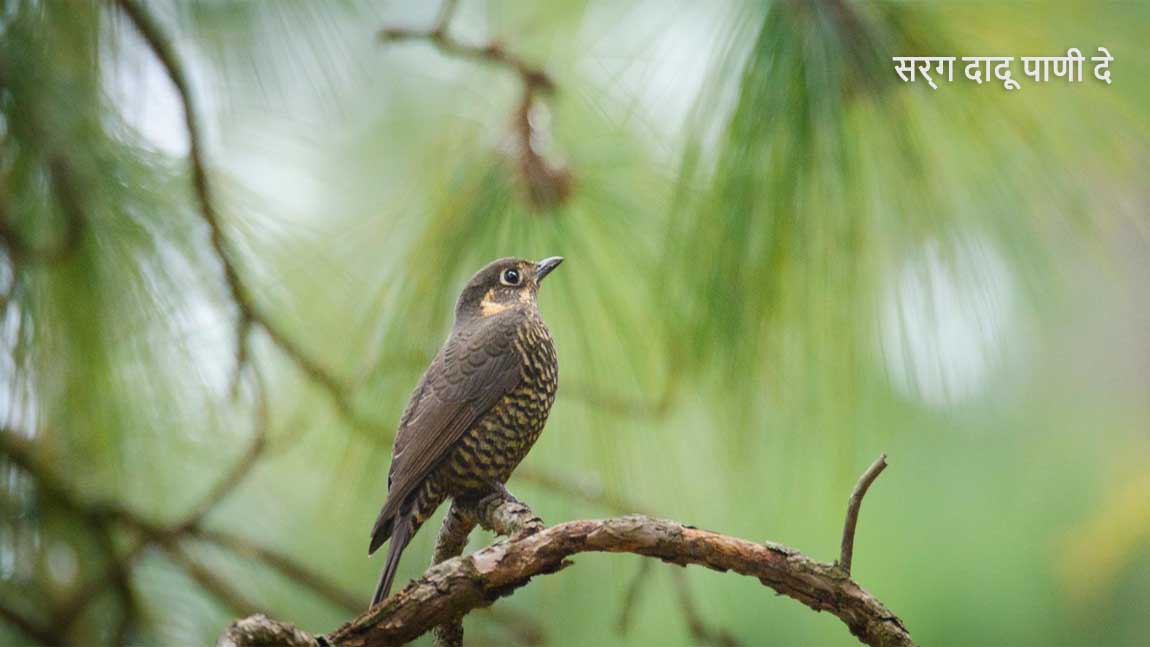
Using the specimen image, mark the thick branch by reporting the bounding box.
[429,489,545,646]
[222,515,912,647]
[514,464,734,642]
[221,456,906,647]
[330,515,912,647]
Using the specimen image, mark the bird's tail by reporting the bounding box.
[371,514,413,608]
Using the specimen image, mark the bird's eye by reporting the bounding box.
[500,268,522,286]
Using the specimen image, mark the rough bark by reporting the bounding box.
[220,516,913,647]
[430,490,546,647]
[218,456,912,647]
[429,501,478,647]
[217,614,313,647]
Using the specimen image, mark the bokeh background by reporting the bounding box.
[1,1,1147,645]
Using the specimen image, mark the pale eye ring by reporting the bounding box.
[500,268,522,286]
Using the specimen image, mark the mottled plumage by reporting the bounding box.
[369,257,562,607]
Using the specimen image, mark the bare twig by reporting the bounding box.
[839,453,888,575]
[112,0,378,430]
[378,0,571,210]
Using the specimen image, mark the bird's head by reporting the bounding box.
[454,256,563,325]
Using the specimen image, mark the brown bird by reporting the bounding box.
[369,256,563,607]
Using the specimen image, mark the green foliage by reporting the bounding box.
[0,1,1147,645]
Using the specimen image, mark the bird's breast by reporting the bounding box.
[515,315,558,392]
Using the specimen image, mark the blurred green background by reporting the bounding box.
[1,0,1147,645]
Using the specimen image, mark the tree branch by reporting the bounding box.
[221,457,911,647]
[839,453,887,575]
[224,515,912,647]
[427,489,546,646]
[218,614,313,647]
[112,0,381,431]
[378,0,571,210]
[430,501,479,647]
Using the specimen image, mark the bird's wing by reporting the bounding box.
[371,314,522,542]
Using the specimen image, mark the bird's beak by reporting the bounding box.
[535,256,564,282]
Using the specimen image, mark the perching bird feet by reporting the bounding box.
[430,491,544,647]
[476,487,545,539]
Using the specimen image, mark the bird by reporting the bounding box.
[368,256,563,607]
